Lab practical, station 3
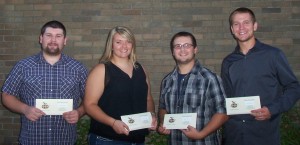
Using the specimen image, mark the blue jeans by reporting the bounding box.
[88,133,145,145]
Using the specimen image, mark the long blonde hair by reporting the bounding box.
[99,26,137,68]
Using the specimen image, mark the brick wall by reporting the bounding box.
[1,0,300,144]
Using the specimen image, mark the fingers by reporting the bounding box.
[24,106,45,121]
[251,111,263,120]
[149,117,158,131]
[181,129,186,134]
[124,127,130,136]
[63,110,79,124]
[251,107,271,121]
[112,120,130,135]
[181,125,193,133]
[186,125,193,130]
[157,125,170,135]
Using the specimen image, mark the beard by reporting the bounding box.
[175,55,195,65]
[42,43,61,56]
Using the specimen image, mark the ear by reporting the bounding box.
[39,35,43,44]
[253,22,258,31]
[194,46,198,54]
[64,37,67,46]
[230,26,234,34]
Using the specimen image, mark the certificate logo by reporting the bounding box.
[42,102,49,109]
[128,117,135,124]
[231,101,237,108]
[169,117,175,123]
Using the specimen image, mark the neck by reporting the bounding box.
[111,57,133,78]
[43,53,61,65]
[177,60,195,74]
[111,57,131,67]
[238,38,256,55]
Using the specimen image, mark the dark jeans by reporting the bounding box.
[88,133,144,145]
[19,143,76,145]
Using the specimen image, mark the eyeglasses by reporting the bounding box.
[173,43,194,50]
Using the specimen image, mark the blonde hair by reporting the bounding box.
[99,26,137,67]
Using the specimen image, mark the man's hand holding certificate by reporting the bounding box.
[226,96,261,115]
[36,99,73,115]
[163,113,197,129]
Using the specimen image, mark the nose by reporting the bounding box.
[239,23,245,30]
[121,42,128,48]
[51,36,57,42]
[178,47,186,51]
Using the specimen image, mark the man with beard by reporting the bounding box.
[157,31,228,145]
[1,20,88,145]
[221,7,300,145]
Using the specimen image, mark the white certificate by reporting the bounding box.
[226,96,261,115]
[36,99,73,115]
[121,112,152,131]
[163,113,197,129]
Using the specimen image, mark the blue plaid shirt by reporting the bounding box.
[2,52,88,145]
[159,59,226,145]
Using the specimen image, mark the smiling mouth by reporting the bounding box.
[238,31,248,35]
[47,43,57,47]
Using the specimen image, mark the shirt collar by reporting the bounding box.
[171,59,202,77]
[234,38,264,54]
[35,52,66,65]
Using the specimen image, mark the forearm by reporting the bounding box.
[158,109,168,125]
[147,96,155,113]
[145,71,155,114]
[84,104,115,127]
[76,104,85,118]
[198,113,228,138]
[268,53,300,114]
[268,83,300,115]
[2,92,28,115]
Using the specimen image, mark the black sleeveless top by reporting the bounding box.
[89,61,149,143]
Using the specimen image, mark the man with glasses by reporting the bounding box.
[158,31,228,145]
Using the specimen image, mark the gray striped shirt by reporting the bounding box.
[159,59,226,145]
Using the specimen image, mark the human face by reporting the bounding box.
[112,33,132,59]
[172,36,197,65]
[231,12,257,43]
[39,27,66,56]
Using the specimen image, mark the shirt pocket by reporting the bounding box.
[184,86,205,109]
[23,75,43,99]
[60,76,77,99]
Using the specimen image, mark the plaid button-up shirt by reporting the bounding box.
[159,59,226,145]
[2,52,88,145]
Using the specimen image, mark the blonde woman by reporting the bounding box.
[84,26,157,145]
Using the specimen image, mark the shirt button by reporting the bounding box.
[49,128,51,131]
[242,120,245,122]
